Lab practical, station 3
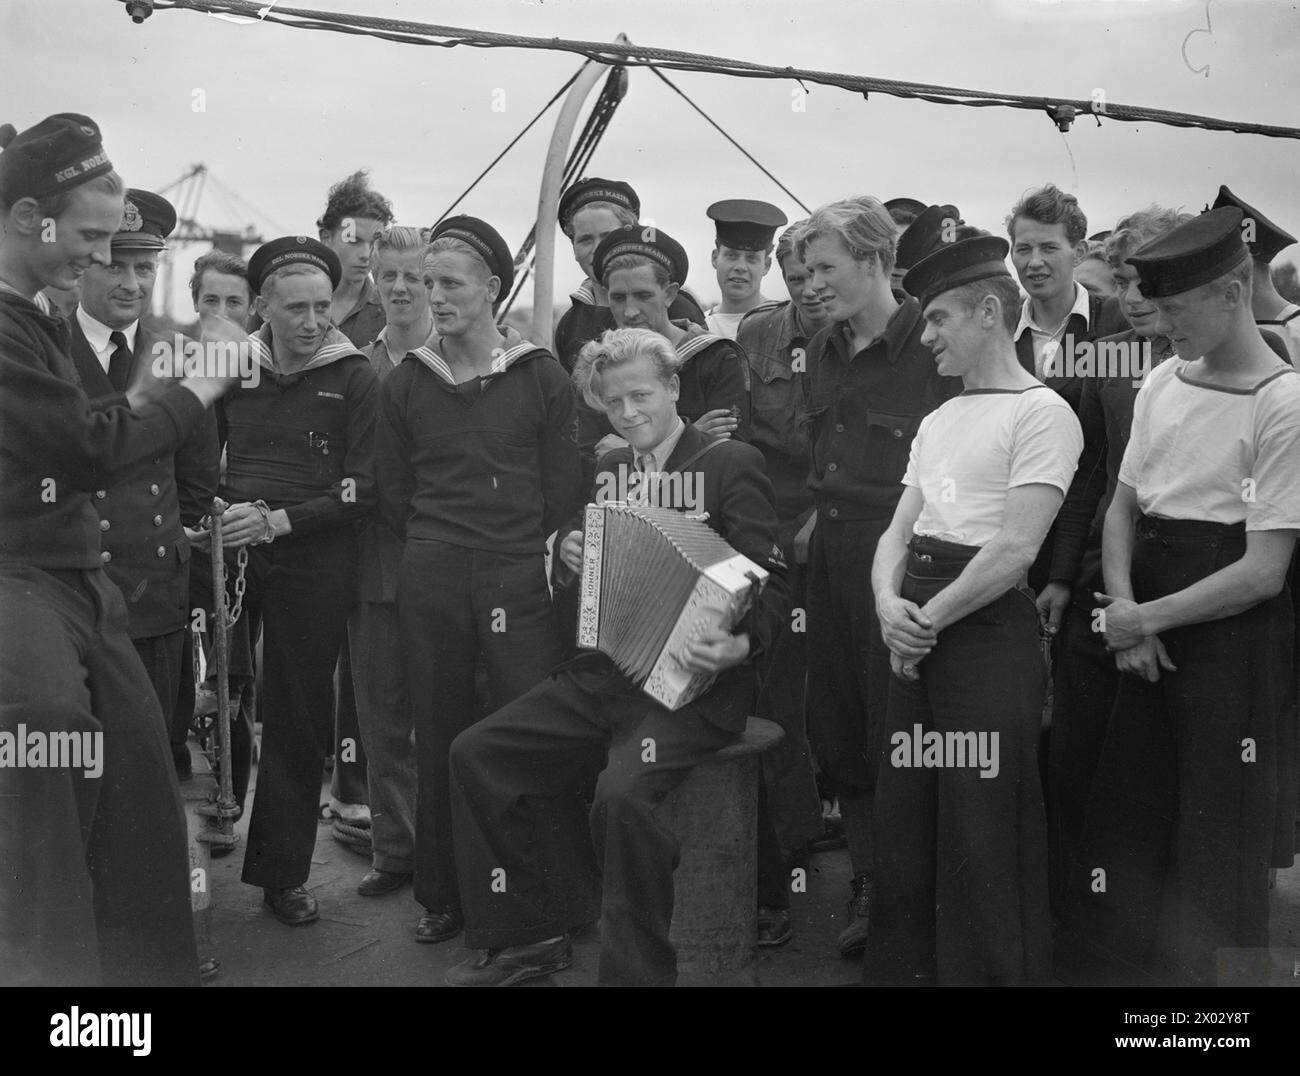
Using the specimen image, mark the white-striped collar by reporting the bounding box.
[569,279,597,305]
[409,326,541,385]
[675,327,725,364]
[251,324,358,374]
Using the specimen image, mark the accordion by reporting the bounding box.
[576,503,769,710]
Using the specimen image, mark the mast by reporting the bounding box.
[531,33,630,350]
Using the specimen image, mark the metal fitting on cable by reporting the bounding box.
[124,1,155,23]
[1049,103,1077,133]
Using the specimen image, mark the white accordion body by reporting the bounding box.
[576,502,768,711]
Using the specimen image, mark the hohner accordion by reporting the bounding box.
[576,503,769,710]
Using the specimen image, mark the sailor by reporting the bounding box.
[66,189,220,781]
[553,177,705,372]
[444,326,789,987]
[867,233,1083,985]
[217,235,378,928]
[591,224,751,447]
[735,220,830,947]
[1211,185,1300,363]
[798,196,962,958]
[1060,208,1300,986]
[705,198,787,340]
[0,113,236,985]
[375,215,581,946]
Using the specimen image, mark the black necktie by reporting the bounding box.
[107,330,132,392]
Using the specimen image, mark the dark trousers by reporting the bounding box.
[1059,519,1294,986]
[237,530,358,889]
[806,516,892,797]
[330,635,369,805]
[754,523,822,908]
[0,566,198,986]
[864,537,1051,986]
[134,629,186,748]
[1046,598,1120,911]
[399,539,560,914]
[349,600,416,873]
[450,659,737,986]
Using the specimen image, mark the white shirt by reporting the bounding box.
[1118,357,1300,530]
[628,416,687,507]
[76,305,138,375]
[705,310,748,341]
[1014,282,1091,380]
[904,386,1083,547]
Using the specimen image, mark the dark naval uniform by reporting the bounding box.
[554,278,706,374]
[377,328,582,920]
[67,314,219,728]
[449,422,790,985]
[0,287,202,986]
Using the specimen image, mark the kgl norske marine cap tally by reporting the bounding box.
[902,234,1013,310]
[1210,185,1297,264]
[592,225,690,286]
[113,189,177,251]
[707,199,787,252]
[558,178,640,232]
[429,214,515,295]
[1127,206,1249,299]
[248,236,343,295]
[0,113,113,204]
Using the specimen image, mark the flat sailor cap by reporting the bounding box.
[0,113,113,204]
[558,178,640,232]
[592,224,689,286]
[707,199,787,252]
[248,235,342,294]
[1210,185,1296,264]
[902,234,1013,309]
[429,214,515,295]
[895,204,964,272]
[1127,206,1249,299]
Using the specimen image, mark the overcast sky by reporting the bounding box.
[3,0,1298,318]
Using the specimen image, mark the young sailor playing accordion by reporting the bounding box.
[445,327,789,988]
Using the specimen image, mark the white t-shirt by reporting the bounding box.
[705,310,746,340]
[904,385,1083,547]
[1118,357,1300,530]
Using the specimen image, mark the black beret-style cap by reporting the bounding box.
[558,177,640,232]
[591,225,690,287]
[247,235,342,295]
[1127,206,1249,300]
[902,234,1013,309]
[884,196,928,225]
[0,113,113,204]
[707,199,787,252]
[113,189,177,250]
[1211,185,1296,264]
[429,214,515,295]
[896,204,964,272]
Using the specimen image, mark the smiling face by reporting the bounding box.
[595,352,680,453]
[606,263,677,335]
[1150,283,1234,360]
[1112,261,1159,338]
[712,243,770,304]
[570,205,626,282]
[801,233,876,322]
[258,267,333,362]
[322,214,384,287]
[26,184,124,291]
[374,248,429,331]
[79,247,159,329]
[778,253,827,326]
[1010,217,1079,306]
[920,291,989,378]
[424,250,497,338]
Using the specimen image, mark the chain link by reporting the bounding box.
[227,546,249,626]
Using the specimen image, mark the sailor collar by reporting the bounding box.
[570,279,598,306]
[251,324,359,376]
[673,322,727,365]
[408,326,542,385]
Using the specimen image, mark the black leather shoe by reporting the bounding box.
[415,908,464,943]
[445,937,573,987]
[357,868,412,897]
[836,873,872,957]
[262,885,319,926]
[757,906,793,947]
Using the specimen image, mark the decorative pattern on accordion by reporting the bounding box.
[575,502,768,711]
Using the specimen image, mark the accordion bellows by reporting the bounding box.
[577,503,769,710]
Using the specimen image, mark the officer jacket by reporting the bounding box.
[66,317,220,638]
[566,423,790,734]
[0,291,206,571]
